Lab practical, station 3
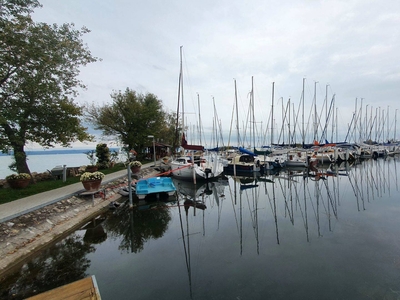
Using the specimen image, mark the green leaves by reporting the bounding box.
[0,0,98,172]
[86,88,175,156]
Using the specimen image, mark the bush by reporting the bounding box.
[96,143,110,169]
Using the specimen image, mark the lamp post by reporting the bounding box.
[148,135,156,166]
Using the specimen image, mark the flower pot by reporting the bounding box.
[82,179,102,192]
[7,179,30,189]
[131,166,141,174]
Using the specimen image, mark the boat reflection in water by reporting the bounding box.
[173,177,228,212]
[3,158,400,299]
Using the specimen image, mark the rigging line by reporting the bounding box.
[282,177,294,224]
[347,169,361,212]
[293,94,303,144]
[181,49,199,121]
[227,179,240,234]
[304,176,321,226]
[323,179,338,219]
[317,179,333,232]
[376,159,385,197]
[355,165,366,210]
[368,160,379,197]
[177,193,190,271]
[277,99,290,145]
[227,101,236,148]
[307,174,331,227]
[319,95,335,143]
[261,109,272,146]
[294,177,310,242]
[243,187,256,223]
[344,113,356,143]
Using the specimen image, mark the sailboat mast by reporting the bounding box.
[235,79,240,147]
[302,78,305,147]
[197,93,202,145]
[174,46,184,153]
[313,81,318,142]
[288,98,291,145]
[181,47,185,135]
[271,82,275,147]
[252,76,255,149]
[395,109,398,141]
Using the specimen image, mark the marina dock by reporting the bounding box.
[26,275,101,300]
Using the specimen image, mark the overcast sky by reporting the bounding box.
[32,0,400,147]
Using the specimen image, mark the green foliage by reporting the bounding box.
[0,0,41,19]
[95,143,110,169]
[86,88,172,157]
[110,150,119,163]
[84,150,96,166]
[0,0,98,173]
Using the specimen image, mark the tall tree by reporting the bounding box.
[86,88,167,157]
[0,0,98,174]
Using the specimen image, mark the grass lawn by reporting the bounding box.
[0,164,127,205]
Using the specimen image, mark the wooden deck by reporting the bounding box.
[26,275,101,300]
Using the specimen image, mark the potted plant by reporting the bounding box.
[84,150,98,172]
[80,171,105,192]
[129,160,142,174]
[6,173,31,189]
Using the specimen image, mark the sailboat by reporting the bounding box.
[223,78,262,174]
[170,47,224,181]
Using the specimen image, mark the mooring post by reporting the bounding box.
[128,165,133,209]
[63,165,67,182]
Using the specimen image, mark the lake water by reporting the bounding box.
[1,158,400,299]
[0,148,124,179]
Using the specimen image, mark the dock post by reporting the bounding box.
[63,165,67,182]
[128,165,133,209]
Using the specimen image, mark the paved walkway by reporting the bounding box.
[0,162,155,223]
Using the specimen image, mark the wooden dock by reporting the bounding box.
[26,275,101,300]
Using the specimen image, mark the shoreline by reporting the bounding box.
[0,167,157,279]
[0,148,126,179]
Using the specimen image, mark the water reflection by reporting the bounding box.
[2,158,400,299]
[174,177,228,299]
[0,234,95,300]
[103,201,173,253]
[82,217,107,244]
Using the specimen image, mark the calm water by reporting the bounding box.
[1,158,400,299]
[0,148,123,179]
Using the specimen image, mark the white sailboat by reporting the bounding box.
[170,47,223,181]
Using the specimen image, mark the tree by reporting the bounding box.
[0,0,98,174]
[86,88,168,157]
[95,143,110,169]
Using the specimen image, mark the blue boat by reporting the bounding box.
[135,177,177,200]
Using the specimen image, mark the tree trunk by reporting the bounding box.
[13,144,31,174]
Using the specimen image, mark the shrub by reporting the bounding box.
[96,143,110,169]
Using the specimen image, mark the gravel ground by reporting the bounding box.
[0,168,158,278]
